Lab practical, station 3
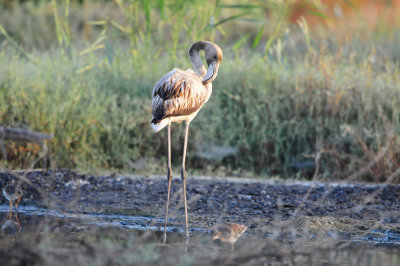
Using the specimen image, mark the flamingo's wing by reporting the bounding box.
[151,69,208,124]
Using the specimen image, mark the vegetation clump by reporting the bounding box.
[1,0,400,181]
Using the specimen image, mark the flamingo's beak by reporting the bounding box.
[202,61,218,85]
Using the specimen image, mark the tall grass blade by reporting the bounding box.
[233,34,250,51]
[297,16,310,50]
[252,24,265,48]
[214,12,250,27]
[308,10,332,20]
[157,0,165,19]
[142,0,151,32]
[0,24,35,63]
[220,4,262,9]
[51,0,71,53]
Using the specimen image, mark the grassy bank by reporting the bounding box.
[1,1,400,181]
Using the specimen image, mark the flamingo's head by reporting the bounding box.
[189,41,223,84]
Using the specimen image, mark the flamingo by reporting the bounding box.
[151,41,223,239]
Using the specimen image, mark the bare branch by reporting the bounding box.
[0,126,53,145]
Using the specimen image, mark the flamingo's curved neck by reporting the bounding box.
[189,46,207,78]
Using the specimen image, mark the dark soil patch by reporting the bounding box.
[1,170,400,235]
[1,170,400,265]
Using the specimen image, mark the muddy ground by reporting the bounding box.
[1,170,400,265]
[1,170,400,237]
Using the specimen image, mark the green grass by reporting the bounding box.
[1,1,400,181]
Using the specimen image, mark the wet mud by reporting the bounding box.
[1,170,400,247]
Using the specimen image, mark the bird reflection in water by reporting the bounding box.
[2,178,23,233]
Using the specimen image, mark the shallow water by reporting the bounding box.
[2,205,400,248]
[2,205,400,265]
[2,171,400,264]
[0,205,209,234]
